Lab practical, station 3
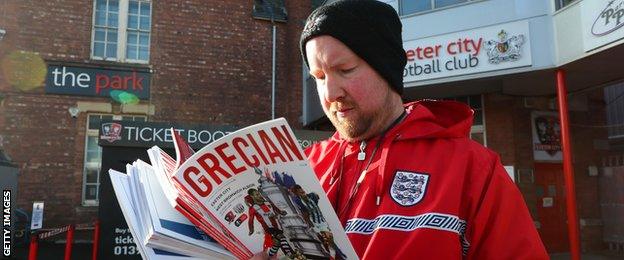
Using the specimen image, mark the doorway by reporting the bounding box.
[534,163,569,253]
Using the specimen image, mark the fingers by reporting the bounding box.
[249,251,269,260]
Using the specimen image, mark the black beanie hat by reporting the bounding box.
[300,0,406,95]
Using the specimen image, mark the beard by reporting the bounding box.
[326,99,384,142]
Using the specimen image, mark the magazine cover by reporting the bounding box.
[172,118,358,259]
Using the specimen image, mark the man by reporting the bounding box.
[300,0,549,259]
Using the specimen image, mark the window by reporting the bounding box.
[92,0,152,63]
[554,0,577,11]
[252,0,288,22]
[445,95,486,146]
[82,114,146,206]
[400,0,473,16]
[605,82,624,139]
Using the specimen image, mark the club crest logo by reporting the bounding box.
[483,30,525,64]
[390,171,429,206]
[534,115,561,156]
[100,122,122,143]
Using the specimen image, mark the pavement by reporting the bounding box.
[550,252,624,260]
[10,240,94,260]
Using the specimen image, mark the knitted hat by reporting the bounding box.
[300,0,406,95]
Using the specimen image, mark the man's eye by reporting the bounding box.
[341,67,355,74]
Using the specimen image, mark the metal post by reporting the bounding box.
[64,224,75,260]
[92,220,100,260]
[271,23,276,120]
[27,234,38,260]
[555,69,581,260]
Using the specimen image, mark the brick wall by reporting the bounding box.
[0,0,311,228]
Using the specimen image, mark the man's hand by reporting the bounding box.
[249,251,277,260]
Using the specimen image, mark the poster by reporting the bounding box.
[531,111,562,162]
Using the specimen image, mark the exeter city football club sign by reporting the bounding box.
[531,111,562,162]
[581,0,624,52]
[403,20,531,83]
[45,65,150,99]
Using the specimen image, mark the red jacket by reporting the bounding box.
[306,101,548,259]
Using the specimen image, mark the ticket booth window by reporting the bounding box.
[82,114,146,206]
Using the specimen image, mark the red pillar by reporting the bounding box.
[92,220,100,260]
[555,69,581,260]
[27,234,38,260]
[64,225,75,260]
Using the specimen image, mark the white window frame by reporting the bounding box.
[90,0,152,64]
[554,0,579,11]
[82,114,147,206]
[399,0,481,16]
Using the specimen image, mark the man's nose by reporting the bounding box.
[323,75,345,103]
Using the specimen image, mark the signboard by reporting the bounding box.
[403,20,531,83]
[30,202,44,230]
[45,65,150,99]
[581,0,624,52]
[98,120,332,150]
[531,111,562,162]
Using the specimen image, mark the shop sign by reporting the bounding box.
[531,111,562,162]
[582,0,624,52]
[403,20,531,83]
[98,121,331,150]
[45,65,150,99]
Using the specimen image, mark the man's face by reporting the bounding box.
[250,190,265,204]
[306,36,395,142]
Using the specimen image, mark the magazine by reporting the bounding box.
[110,118,358,259]
[109,162,235,259]
[109,168,225,259]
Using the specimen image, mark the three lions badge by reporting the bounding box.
[390,171,429,206]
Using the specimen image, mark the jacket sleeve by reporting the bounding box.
[465,154,549,260]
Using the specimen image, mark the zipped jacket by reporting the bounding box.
[306,100,548,259]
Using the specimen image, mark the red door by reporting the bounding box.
[534,163,569,253]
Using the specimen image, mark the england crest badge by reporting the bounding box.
[390,171,429,206]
